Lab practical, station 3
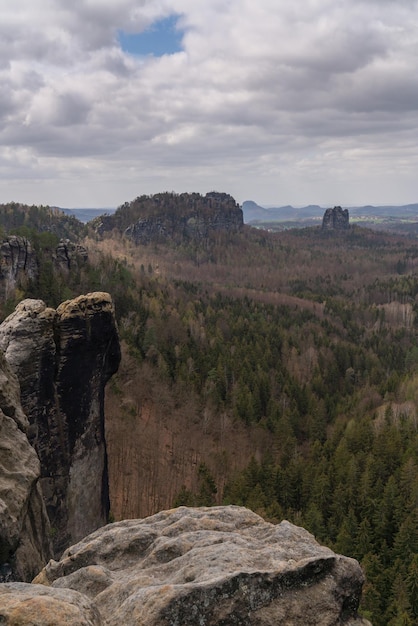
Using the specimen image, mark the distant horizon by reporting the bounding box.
[63,200,418,211]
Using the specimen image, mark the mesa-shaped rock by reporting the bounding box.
[33,506,370,626]
[93,192,243,244]
[0,293,121,559]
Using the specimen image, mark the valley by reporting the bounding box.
[0,196,417,625]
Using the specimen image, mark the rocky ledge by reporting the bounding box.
[1,506,371,625]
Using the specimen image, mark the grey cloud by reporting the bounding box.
[1,0,418,206]
[49,92,91,127]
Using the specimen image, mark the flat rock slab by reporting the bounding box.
[29,506,370,626]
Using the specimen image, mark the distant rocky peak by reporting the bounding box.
[322,206,349,230]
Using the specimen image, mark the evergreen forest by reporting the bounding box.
[0,199,417,625]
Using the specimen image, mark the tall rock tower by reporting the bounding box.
[322,206,349,230]
[0,292,121,558]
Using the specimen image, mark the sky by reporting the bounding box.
[1,0,418,209]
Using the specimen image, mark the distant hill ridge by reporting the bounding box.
[242,200,418,223]
[58,198,418,227]
[60,207,116,224]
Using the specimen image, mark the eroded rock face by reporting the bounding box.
[0,353,52,582]
[124,192,243,244]
[33,506,371,626]
[322,206,349,230]
[0,293,121,559]
[54,239,88,271]
[0,583,101,625]
[0,236,38,295]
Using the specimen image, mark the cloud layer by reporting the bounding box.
[1,0,418,206]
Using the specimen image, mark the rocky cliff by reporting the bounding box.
[0,235,88,300]
[53,239,88,272]
[0,236,38,296]
[322,206,349,230]
[0,293,121,560]
[0,352,52,582]
[0,506,370,625]
[93,192,243,243]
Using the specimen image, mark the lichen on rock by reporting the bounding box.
[0,583,102,625]
[33,505,370,626]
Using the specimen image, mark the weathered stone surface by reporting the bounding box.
[0,583,102,625]
[322,206,349,230]
[0,353,52,582]
[35,506,370,626]
[0,236,38,280]
[93,191,243,243]
[54,239,88,271]
[0,293,121,559]
[0,236,38,297]
[0,300,57,424]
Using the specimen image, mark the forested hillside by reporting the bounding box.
[0,202,86,240]
[1,201,417,625]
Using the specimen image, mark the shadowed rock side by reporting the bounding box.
[0,236,38,297]
[23,506,371,626]
[54,239,88,272]
[322,206,350,230]
[93,191,243,243]
[0,353,52,582]
[0,293,121,559]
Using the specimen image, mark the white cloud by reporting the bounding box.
[1,0,418,206]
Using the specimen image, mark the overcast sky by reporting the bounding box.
[1,0,418,208]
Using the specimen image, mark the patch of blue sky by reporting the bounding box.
[118,15,184,57]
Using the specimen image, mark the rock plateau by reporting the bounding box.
[93,192,243,244]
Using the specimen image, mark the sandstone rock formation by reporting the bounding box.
[26,506,370,626]
[0,583,101,625]
[322,206,349,230]
[54,239,88,271]
[125,193,243,244]
[0,293,121,559]
[0,236,38,296]
[93,192,243,243]
[0,352,52,582]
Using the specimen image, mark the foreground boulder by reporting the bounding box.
[0,293,121,559]
[0,583,101,625]
[27,506,370,625]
